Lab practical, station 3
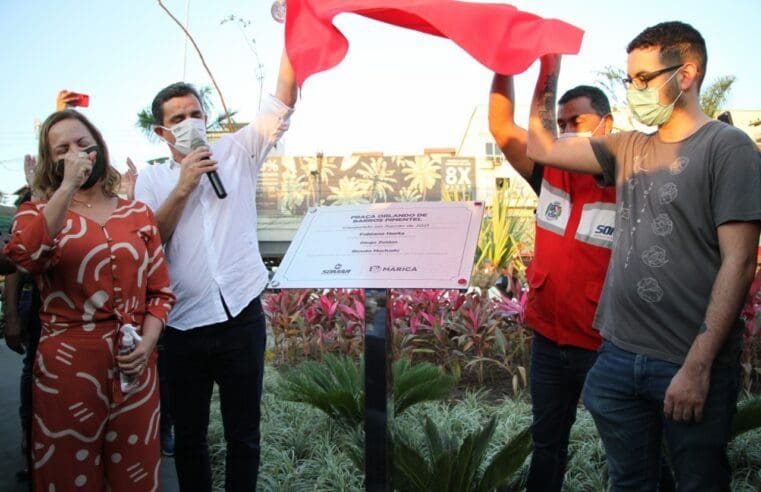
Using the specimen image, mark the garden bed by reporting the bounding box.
[203,367,761,491]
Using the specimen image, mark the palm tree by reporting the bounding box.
[700,75,736,118]
[356,157,398,203]
[401,156,441,201]
[279,168,309,214]
[327,177,370,206]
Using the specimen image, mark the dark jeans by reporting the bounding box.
[526,331,598,492]
[582,341,739,491]
[164,297,267,492]
[157,344,173,437]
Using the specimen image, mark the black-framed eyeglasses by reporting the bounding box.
[623,64,684,90]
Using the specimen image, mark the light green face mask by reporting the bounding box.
[626,69,683,127]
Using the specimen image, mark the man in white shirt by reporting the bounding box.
[135,50,297,491]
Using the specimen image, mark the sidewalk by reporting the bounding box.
[0,343,179,491]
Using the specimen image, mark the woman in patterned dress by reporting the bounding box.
[4,110,175,491]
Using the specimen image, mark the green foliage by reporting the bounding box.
[278,354,364,429]
[473,188,527,289]
[594,65,628,111]
[392,416,532,492]
[209,370,761,491]
[700,75,736,118]
[394,357,456,415]
[257,373,365,491]
[278,355,455,429]
[732,397,761,439]
[265,289,366,365]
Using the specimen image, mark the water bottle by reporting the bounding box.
[119,324,142,393]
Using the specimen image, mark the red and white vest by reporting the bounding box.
[524,166,616,350]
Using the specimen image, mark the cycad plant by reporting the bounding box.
[732,397,761,439]
[392,416,532,492]
[278,354,455,429]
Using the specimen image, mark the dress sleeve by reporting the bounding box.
[3,201,63,274]
[142,207,176,325]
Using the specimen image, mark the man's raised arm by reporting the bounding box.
[489,74,537,182]
[526,55,602,174]
[275,49,298,108]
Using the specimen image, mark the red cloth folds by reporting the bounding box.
[285,0,585,87]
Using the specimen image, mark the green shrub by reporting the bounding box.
[392,416,531,491]
[277,355,455,429]
[205,368,761,491]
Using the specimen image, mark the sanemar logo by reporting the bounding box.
[545,201,562,220]
[322,263,351,275]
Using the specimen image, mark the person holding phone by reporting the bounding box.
[4,109,175,490]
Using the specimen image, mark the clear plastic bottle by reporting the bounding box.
[119,324,142,393]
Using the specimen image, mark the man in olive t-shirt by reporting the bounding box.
[525,21,761,490]
[590,120,758,368]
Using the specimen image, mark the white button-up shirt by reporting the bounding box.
[135,94,293,330]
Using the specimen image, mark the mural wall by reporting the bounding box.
[256,155,476,217]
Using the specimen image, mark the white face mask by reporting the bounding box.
[159,118,207,155]
[558,116,607,139]
[558,131,593,139]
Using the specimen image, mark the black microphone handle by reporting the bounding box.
[207,170,227,199]
[191,138,227,199]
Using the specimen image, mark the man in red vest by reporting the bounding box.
[489,74,615,491]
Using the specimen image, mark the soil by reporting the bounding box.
[448,365,527,405]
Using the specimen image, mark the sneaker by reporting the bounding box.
[161,429,175,457]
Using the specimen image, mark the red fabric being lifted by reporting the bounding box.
[285,0,585,87]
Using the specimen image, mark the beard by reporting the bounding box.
[664,75,686,109]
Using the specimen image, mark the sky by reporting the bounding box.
[0,0,759,200]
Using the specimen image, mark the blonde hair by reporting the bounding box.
[35,110,121,200]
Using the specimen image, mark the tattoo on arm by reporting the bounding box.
[537,71,559,136]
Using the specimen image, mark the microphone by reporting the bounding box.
[191,138,227,199]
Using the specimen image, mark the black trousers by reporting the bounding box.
[164,297,266,492]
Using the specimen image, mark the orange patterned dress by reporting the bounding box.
[4,199,175,491]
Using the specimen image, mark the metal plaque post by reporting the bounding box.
[364,289,392,491]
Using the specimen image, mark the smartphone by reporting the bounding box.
[67,92,90,107]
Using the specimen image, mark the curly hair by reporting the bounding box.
[35,110,121,200]
[627,21,707,89]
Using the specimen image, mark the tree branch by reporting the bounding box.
[157,0,235,132]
